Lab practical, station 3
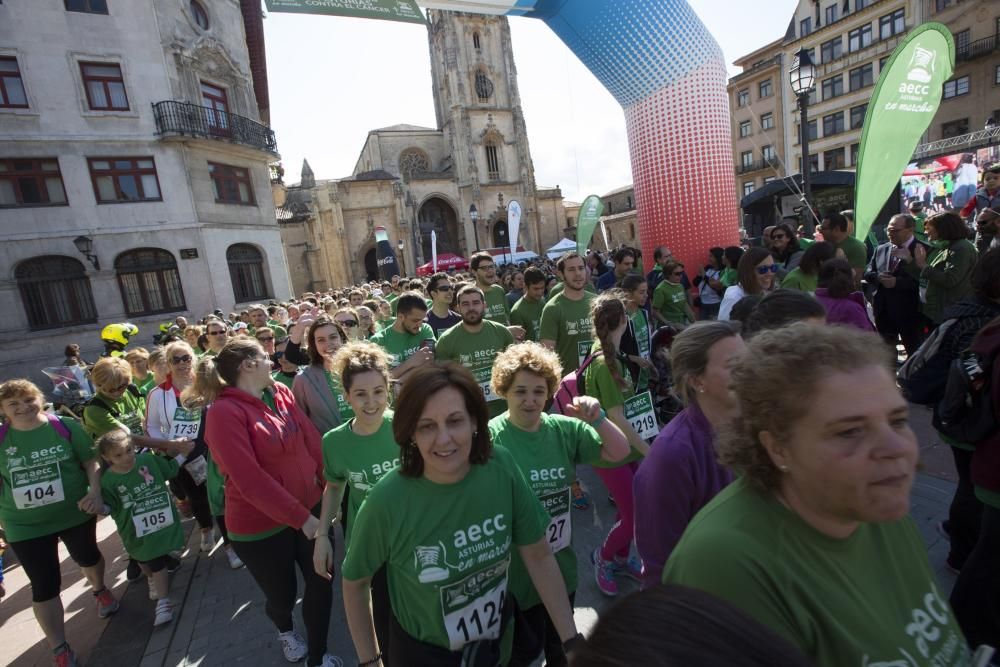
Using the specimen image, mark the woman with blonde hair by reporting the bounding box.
[125,347,154,396]
[489,342,628,666]
[83,357,146,438]
[583,292,652,597]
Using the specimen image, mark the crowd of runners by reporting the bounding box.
[3,173,1000,666]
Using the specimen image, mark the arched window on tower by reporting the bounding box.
[475,69,494,103]
[473,31,481,51]
[485,140,501,181]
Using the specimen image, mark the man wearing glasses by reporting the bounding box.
[201,318,229,357]
[471,252,511,325]
[425,273,461,337]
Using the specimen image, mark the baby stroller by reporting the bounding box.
[649,325,684,427]
[41,366,94,420]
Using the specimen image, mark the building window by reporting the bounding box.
[0,158,67,207]
[473,31,481,51]
[764,176,776,184]
[743,181,754,196]
[190,1,209,30]
[935,0,951,10]
[800,17,812,38]
[739,120,752,138]
[64,0,107,14]
[850,103,868,129]
[398,148,430,182]
[759,79,772,98]
[995,64,1000,85]
[848,24,873,52]
[850,142,860,165]
[807,119,818,141]
[880,55,889,71]
[80,62,128,111]
[228,244,271,302]
[954,29,971,57]
[823,111,845,136]
[825,4,838,24]
[856,0,870,9]
[824,148,846,171]
[485,142,501,180]
[821,37,842,63]
[941,118,969,138]
[474,71,494,102]
[16,256,98,330]
[943,76,970,99]
[761,112,774,130]
[822,75,844,100]
[849,63,874,91]
[88,158,162,203]
[115,249,185,316]
[741,150,753,169]
[209,162,255,204]
[0,57,28,108]
[762,145,776,162]
[200,81,229,135]
[737,89,749,106]
[879,9,905,40]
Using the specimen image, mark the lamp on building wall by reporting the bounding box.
[469,204,481,251]
[789,47,817,236]
[397,238,406,276]
[73,235,100,271]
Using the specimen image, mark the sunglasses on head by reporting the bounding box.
[756,264,779,275]
[171,354,193,364]
[337,319,358,328]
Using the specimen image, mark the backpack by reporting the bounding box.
[897,318,960,404]
[0,413,72,444]
[551,353,599,415]
[932,349,998,444]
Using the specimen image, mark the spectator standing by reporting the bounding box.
[914,212,977,327]
[596,247,637,293]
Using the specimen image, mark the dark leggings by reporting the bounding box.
[174,465,213,530]
[510,593,574,667]
[138,554,170,573]
[9,517,102,602]
[232,525,334,666]
[372,566,391,667]
[950,504,1000,648]
[215,514,231,546]
[945,446,982,569]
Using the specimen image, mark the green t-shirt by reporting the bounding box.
[539,291,596,375]
[482,284,510,325]
[435,320,515,417]
[664,477,970,667]
[101,452,184,562]
[251,323,288,339]
[583,350,643,468]
[548,281,596,299]
[206,450,225,517]
[324,370,355,422]
[837,236,868,273]
[322,412,399,545]
[779,267,817,292]
[272,370,297,391]
[652,280,690,325]
[376,317,394,331]
[509,296,545,343]
[720,267,738,287]
[135,374,156,397]
[0,417,95,542]
[341,447,547,653]
[369,323,435,369]
[629,307,652,390]
[488,413,603,608]
[82,387,146,438]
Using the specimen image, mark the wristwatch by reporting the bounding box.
[562,633,585,654]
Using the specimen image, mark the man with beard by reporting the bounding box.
[471,251,511,325]
[435,284,515,417]
[540,252,597,376]
[369,291,435,384]
[510,267,547,342]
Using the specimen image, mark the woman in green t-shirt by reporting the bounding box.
[583,295,653,598]
[341,363,581,667]
[0,379,118,667]
[664,324,971,667]
[313,341,398,660]
[489,343,628,666]
[621,274,658,392]
[779,241,835,294]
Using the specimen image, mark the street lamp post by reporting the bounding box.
[469,204,480,252]
[790,47,817,236]
[397,239,406,276]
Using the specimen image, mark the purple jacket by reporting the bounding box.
[633,403,734,587]
[815,288,875,332]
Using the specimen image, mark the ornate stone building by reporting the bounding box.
[276,10,566,290]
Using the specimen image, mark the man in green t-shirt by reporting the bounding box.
[436,285,515,417]
[369,292,435,384]
[819,210,866,289]
[247,304,287,339]
[470,251,511,325]
[540,252,596,375]
[203,317,229,356]
[510,267,547,342]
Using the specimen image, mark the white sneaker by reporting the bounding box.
[147,577,158,601]
[316,655,344,667]
[225,547,244,570]
[278,630,307,663]
[200,531,215,553]
[153,599,173,627]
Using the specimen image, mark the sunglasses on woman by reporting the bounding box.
[171,354,193,364]
[756,264,779,275]
[336,319,358,328]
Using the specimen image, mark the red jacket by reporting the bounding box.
[205,384,323,536]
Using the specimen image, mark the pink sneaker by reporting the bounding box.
[94,587,119,618]
[592,548,618,596]
[615,554,644,582]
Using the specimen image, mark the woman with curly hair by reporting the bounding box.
[583,293,653,597]
[489,343,628,666]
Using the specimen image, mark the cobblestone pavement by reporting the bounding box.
[0,404,960,666]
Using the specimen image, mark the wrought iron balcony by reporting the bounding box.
[736,156,782,175]
[956,34,998,62]
[152,101,278,155]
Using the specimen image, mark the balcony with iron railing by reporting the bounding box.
[152,101,278,156]
[737,156,782,175]
[956,34,998,62]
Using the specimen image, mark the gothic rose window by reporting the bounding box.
[399,149,430,182]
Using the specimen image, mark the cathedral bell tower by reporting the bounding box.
[426,10,541,255]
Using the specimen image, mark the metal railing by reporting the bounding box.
[737,157,782,174]
[152,101,278,154]
[956,34,997,62]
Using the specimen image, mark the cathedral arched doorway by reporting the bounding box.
[492,220,509,250]
[418,197,459,261]
[363,248,378,281]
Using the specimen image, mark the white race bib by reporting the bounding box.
[577,340,593,367]
[624,391,658,441]
[170,407,201,440]
[441,559,508,650]
[132,504,174,538]
[11,463,65,510]
[540,488,571,553]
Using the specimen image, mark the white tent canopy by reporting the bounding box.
[495,250,539,266]
[545,238,577,259]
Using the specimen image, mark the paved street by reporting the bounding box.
[0,404,961,666]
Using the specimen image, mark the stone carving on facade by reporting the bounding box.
[398,149,430,182]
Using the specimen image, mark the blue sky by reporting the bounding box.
[263,0,799,202]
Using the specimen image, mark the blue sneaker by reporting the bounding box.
[591,548,618,596]
[571,481,590,510]
[614,554,643,582]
